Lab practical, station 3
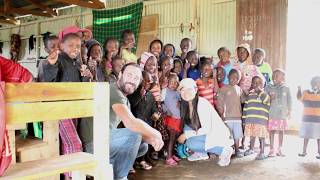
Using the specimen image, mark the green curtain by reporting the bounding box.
[92,2,143,53]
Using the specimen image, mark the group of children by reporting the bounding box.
[17,25,320,177]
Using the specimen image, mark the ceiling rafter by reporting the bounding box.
[25,0,57,17]
[53,0,105,9]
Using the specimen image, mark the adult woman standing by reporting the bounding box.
[177,78,234,166]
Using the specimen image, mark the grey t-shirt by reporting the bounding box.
[109,82,131,129]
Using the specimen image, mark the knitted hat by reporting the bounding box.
[139,52,155,70]
[85,39,102,57]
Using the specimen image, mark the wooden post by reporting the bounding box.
[93,83,113,179]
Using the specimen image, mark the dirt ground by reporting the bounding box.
[129,135,320,180]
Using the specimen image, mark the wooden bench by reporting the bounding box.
[2,82,113,180]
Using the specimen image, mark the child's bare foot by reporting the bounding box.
[268,149,275,157]
[276,149,285,157]
[172,155,181,162]
[166,157,178,166]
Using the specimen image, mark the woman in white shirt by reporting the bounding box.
[177,78,234,166]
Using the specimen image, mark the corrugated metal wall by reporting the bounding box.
[199,0,236,57]
[144,0,197,54]
[0,0,237,61]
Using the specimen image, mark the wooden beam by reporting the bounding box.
[0,7,52,17]
[0,18,18,25]
[53,0,105,9]
[6,100,93,125]
[3,152,97,179]
[4,0,10,13]
[23,1,59,11]
[25,0,57,16]
[5,83,94,103]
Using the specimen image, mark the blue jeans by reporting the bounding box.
[110,128,148,180]
[184,126,223,155]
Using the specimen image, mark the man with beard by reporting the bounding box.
[81,63,164,180]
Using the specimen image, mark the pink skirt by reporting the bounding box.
[268,119,288,131]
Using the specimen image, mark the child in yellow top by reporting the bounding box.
[120,29,138,64]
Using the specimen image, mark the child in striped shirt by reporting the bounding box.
[297,76,320,159]
[196,62,219,107]
[243,76,270,160]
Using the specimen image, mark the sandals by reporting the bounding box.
[150,151,159,160]
[139,161,152,170]
[298,153,307,157]
[166,157,178,166]
[255,153,268,160]
[244,149,254,156]
[268,149,275,157]
[172,155,181,162]
[276,149,285,157]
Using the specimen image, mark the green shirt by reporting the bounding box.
[109,82,131,129]
[258,62,273,86]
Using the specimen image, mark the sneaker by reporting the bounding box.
[218,147,233,166]
[235,151,244,158]
[244,149,255,156]
[187,152,209,161]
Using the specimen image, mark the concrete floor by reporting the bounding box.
[129,135,320,180]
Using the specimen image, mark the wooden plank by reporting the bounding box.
[93,83,111,179]
[236,0,288,69]
[6,100,93,125]
[5,83,95,103]
[7,124,26,130]
[136,15,159,57]
[2,152,97,180]
[16,137,47,152]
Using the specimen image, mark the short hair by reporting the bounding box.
[311,76,320,86]
[217,47,230,58]
[44,35,58,48]
[103,37,119,50]
[186,50,198,60]
[121,29,134,40]
[228,69,240,77]
[173,58,183,67]
[103,37,119,58]
[168,73,179,82]
[273,68,286,76]
[252,75,263,82]
[61,33,81,43]
[111,55,123,63]
[121,62,141,73]
[181,38,192,44]
[254,48,266,57]
[149,39,163,51]
[200,61,212,69]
